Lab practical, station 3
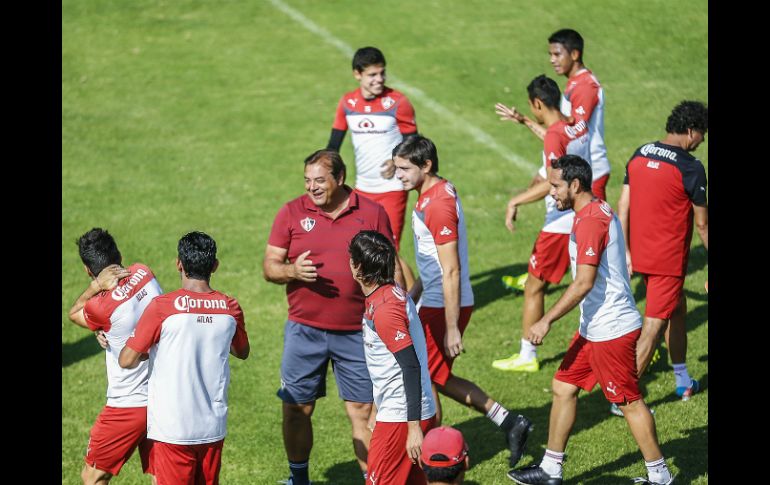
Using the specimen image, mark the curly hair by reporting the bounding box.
[665,100,708,134]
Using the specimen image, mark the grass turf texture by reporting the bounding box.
[62,1,707,483]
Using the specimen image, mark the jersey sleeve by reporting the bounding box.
[228,298,250,353]
[125,300,163,354]
[543,129,566,168]
[332,96,349,131]
[683,161,708,206]
[425,196,459,245]
[83,297,111,332]
[574,216,609,266]
[267,204,293,249]
[569,79,600,124]
[374,301,413,354]
[395,96,417,135]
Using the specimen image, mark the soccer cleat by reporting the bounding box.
[609,402,655,417]
[502,273,529,292]
[506,414,535,467]
[507,465,563,485]
[648,347,661,370]
[631,474,675,484]
[492,353,540,372]
[676,379,699,401]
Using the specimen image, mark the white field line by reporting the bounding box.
[268,0,534,171]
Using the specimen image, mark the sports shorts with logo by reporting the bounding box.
[152,439,223,485]
[640,273,685,320]
[591,174,610,201]
[355,188,409,251]
[368,416,436,485]
[418,306,473,386]
[278,320,374,404]
[528,231,571,284]
[554,329,642,404]
[84,406,152,476]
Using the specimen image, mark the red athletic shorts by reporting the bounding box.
[84,405,152,476]
[368,417,436,485]
[355,189,408,251]
[592,174,610,201]
[554,329,642,404]
[153,439,224,485]
[418,306,474,386]
[528,231,570,284]
[640,273,685,319]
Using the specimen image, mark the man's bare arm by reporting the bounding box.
[68,264,132,329]
[693,204,708,251]
[262,245,317,284]
[436,241,462,357]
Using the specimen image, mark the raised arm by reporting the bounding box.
[494,103,546,140]
[68,264,132,328]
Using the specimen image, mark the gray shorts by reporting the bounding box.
[277,320,373,404]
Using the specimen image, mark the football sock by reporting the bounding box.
[520,338,537,361]
[289,460,309,485]
[488,402,511,427]
[540,449,564,478]
[673,363,691,389]
[645,457,672,483]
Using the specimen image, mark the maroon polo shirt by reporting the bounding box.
[268,187,395,331]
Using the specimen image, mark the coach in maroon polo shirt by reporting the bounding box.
[263,149,404,485]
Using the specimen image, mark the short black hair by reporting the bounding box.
[178,231,217,281]
[304,149,347,183]
[77,228,122,276]
[548,28,584,63]
[348,230,396,286]
[392,135,439,174]
[421,456,465,482]
[552,154,592,191]
[352,46,386,72]
[665,100,708,135]
[527,74,561,109]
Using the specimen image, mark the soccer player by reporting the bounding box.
[349,230,436,485]
[67,228,163,485]
[263,150,403,484]
[420,426,470,485]
[328,46,418,288]
[119,231,250,485]
[491,75,590,373]
[495,29,612,292]
[507,155,675,485]
[393,135,533,469]
[617,101,708,408]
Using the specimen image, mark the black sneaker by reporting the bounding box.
[631,475,675,484]
[507,465,563,485]
[505,414,534,467]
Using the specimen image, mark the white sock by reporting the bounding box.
[520,338,537,361]
[540,449,564,478]
[673,363,691,388]
[486,401,510,426]
[645,457,671,483]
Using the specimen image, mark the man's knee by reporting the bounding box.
[283,401,315,421]
[524,274,548,296]
[81,464,111,485]
[345,401,372,422]
[551,378,579,400]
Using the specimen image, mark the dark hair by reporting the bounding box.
[548,29,584,63]
[348,231,396,286]
[527,74,561,109]
[552,154,592,191]
[178,231,217,281]
[392,135,439,173]
[77,228,122,277]
[421,456,465,482]
[665,100,708,135]
[304,149,346,183]
[352,47,386,72]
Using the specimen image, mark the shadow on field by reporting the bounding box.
[687,245,707,275]
[62,334,103,367]
[470,263,568,311]
[566,425,708,484]
[315,461,483,485]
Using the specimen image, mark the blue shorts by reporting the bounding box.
[277,320,374,404]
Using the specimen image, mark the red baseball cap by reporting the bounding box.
[420,426,469,467]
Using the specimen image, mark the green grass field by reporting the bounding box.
[62,1,707,483]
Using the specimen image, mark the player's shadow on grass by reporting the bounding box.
[315,460,484,485]
[566,425,708,484]
[62,334,103,367]
[470,263,567,311]
[686,245,707,275]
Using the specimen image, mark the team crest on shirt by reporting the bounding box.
[364,105,372,113]
[358,118,374,129]
[381,96,395,109]
[419,197,431,210]
[391,286,406,301]
[395,330,406,341]
[300,217,316,232]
